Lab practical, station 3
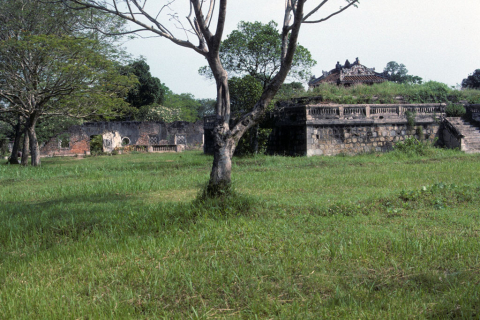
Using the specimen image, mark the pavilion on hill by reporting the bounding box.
[308,57,390,88]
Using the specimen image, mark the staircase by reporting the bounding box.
[446,117,480,153]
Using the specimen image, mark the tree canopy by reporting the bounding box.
[384,61,423,84]
[228,76,263,115]
[199,21,316,88]
[462,69,480,89]
[124,59,167,109]
[0,0,136,165]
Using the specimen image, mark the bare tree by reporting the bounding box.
[62,0,359,194]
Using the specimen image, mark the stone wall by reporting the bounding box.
[204,103,446,157]
[40,120,204,157]
[306,123,439,156]
[268,103,445,156]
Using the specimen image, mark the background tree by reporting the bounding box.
[384,61,423,84]
[196,98,216,119]
[228,76,264,154]
[0,0,136,166]
[198,20,316,155]
[461,69,480,89]
[124,59,167,109]
[229,76,263,115]
[199,21,316,89]
[276,82,306,99]
[163,91,201,122]
[63,0,359,195]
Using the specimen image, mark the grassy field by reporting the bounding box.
[0,149,479,319]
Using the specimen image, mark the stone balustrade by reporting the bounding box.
[306,103,445,121]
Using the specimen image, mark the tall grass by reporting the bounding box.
[1,150,479,319]
[295,81,480,104]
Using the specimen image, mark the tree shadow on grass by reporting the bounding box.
[0,188,260,252]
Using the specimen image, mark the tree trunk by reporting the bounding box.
[252,124,259,154]
[8,119,22,165]
[21,131,30,166]
[206,56,237,195]
[208,121,236,194]
[26,116,41,166]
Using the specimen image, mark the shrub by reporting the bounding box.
[445,104,466,117]
[394,137,434,156]
[89,135,103,154]
[405,111,416,128]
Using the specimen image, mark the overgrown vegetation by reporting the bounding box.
[394,137,436,156]
[445,103,467,117]
[1,150,480,318]
[304,81,480,104]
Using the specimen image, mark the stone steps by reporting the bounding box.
[446,118,480,153]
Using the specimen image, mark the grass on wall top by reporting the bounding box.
[283,81,480,105]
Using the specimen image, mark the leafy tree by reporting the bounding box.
[136,90,210,123]
[196,99,216,119]
[276,82,306,99]
[0,0,136,166]
[384,61,423,84]
[163,91,201,122]
[199,21,316,88]
[229,76,263,115]
[228,76,264,155]
[461,69,480,89]
[124,59,167,109]
[63,0,359,195]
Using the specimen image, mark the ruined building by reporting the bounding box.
[40,121,204,157]
[204,100,480,156]
[308,58,390,88]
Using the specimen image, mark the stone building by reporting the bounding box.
[203,99,454,157]
[308,58,390,88]
[268,99,445,156]
[40,120,204,157]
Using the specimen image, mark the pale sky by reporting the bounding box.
[123,0,480,99]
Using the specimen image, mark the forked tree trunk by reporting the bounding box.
[21,131,29,166]
[8,119,22,165]
[26,116,41,166]
[206,56,237,194]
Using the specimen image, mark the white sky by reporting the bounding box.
[123,0,480,99]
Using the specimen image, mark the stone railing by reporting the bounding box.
[306,103,445,121]
[151,145,177,152]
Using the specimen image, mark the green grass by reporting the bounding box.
[1,150,480,319]
[284,81,480,105]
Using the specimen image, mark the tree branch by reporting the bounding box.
[303,0,358,24]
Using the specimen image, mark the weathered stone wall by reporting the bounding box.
[306,123,440,156]
[41,125,90,157]
[165,121,204,150]
[267,103,444,156]
[204,103,446,157]
[40,120,204,157]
